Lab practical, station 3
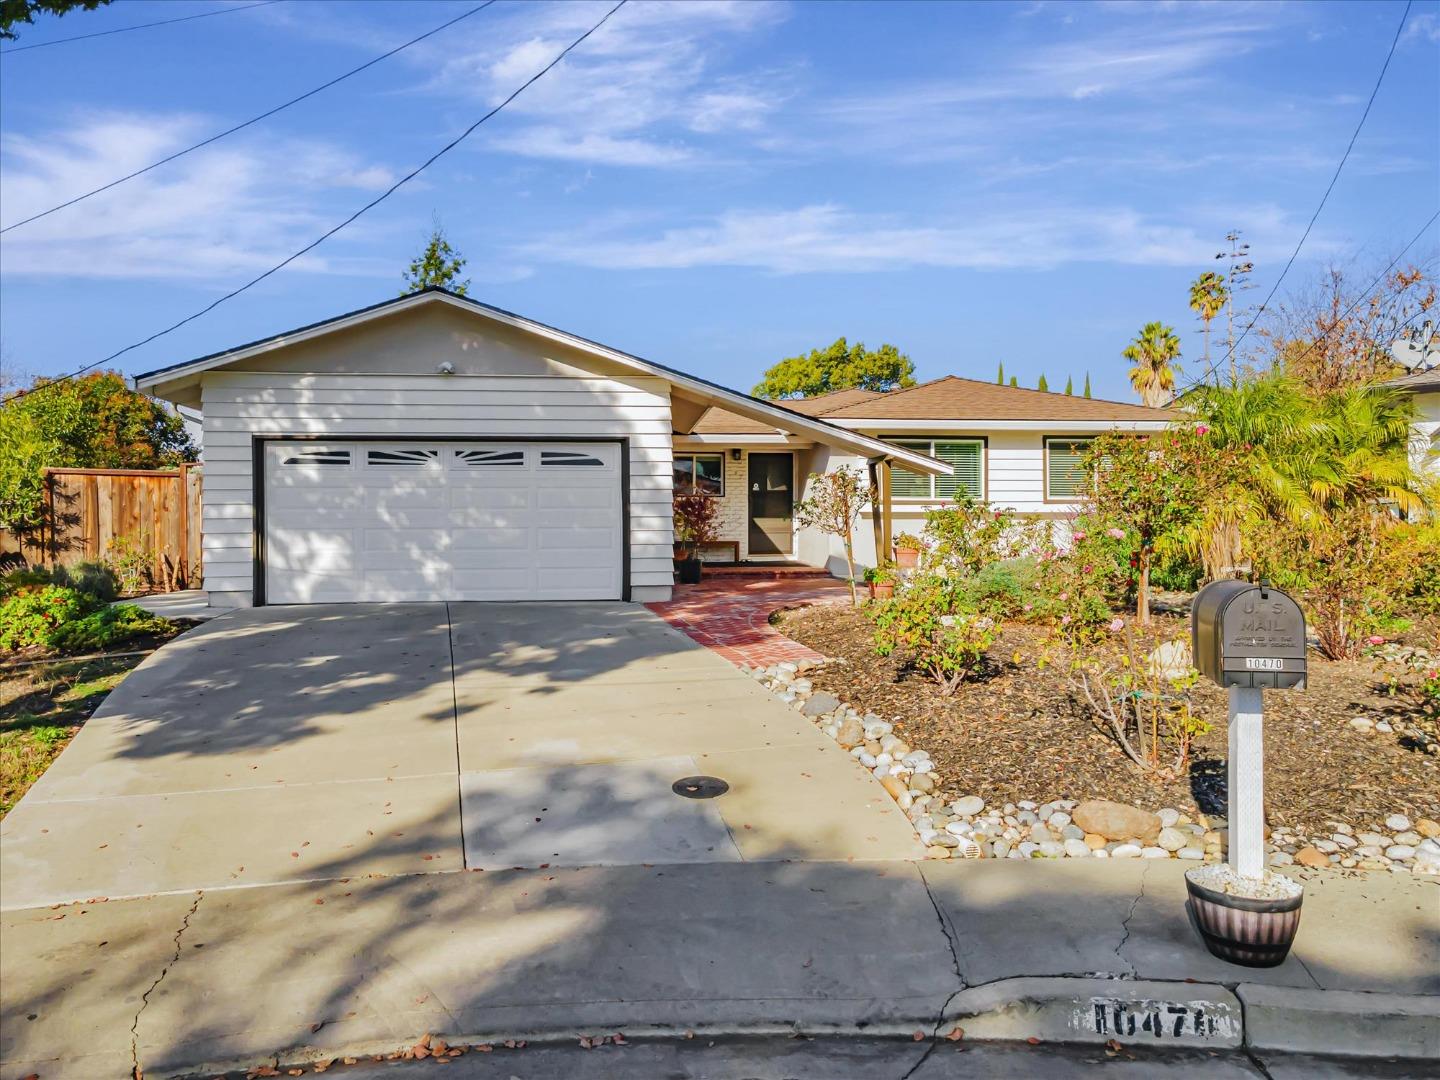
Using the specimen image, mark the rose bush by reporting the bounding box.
[871,576,997,694]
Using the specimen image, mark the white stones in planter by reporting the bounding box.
[743,659,1437,875]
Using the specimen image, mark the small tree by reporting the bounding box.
[672,494,719,559]
[1084,429,1205,625]
[1037,373,1049,392]
[402,225,470,295]
[793,467,870,604]
[996,362,1005,385]
[1064,375,1074,395]
[1083,372,1092,398]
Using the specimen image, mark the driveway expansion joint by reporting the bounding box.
[130,889,203,1079]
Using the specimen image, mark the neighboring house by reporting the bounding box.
[687,377,1173,575]
[1385,366,1440,482]
[130,288,949,607]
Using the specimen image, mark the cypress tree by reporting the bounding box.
[1037,373,1049,392]
[996,362,1005,384]
[1083,372,1092,398]
[1009,375,1018,387]
[1064,375,1074,395]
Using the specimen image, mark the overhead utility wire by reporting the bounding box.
[6,0,629,404]
[1,2,495,232]
[1179,0,1413,392]
[1275,209,1439,377]
[0,0,279,54]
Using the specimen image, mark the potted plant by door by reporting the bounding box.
[673,494,719,586]
[865,565,898,600]
[894,533,925,569]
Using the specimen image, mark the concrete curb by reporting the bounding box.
[1238,983,1440,1059]
[142,976,1440,1078]
[944,977,1243,1048]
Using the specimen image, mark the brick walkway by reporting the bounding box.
[645,577,854,668]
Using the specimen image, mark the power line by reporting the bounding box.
[1276,209,1439,374]
[1180,0,1414,392]
[2,2,495,233]
[6,0,629,405]
[0,0,280,54]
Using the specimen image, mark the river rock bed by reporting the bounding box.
[744,658,1440,877]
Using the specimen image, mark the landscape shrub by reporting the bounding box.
[1150,551,1203,593]
[0,567,54,598]
[955,558,1035,618]
[872,576,997,694]
[47,604,173,654]
[56,561,120,603]
[104,535,153,595]
[0,586,91,651]
[1028,518,1133,629]
[922,495,1044,576]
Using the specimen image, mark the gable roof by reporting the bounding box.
[821,375,1174,422]
[131,287,950,476]
[780,387,884,415]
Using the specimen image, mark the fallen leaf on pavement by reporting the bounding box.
[945,1026,965,1041]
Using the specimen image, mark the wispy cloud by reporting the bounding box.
[0,114,395,280]
[421,0,787,168]
[516,201,1330,275]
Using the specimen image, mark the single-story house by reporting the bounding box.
[685,377,1172,575]
[131,287,952,607]
[133,287,1175,606]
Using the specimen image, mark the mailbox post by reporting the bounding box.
[1190,580,1307,882]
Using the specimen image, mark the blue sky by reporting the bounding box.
[1,0,1437,401]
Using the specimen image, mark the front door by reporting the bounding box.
[747,453,794,556]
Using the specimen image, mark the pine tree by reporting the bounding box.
[1065,375,1074,395]
[402,224,470,296]
[1037,373,1049,392]
[996,362,1005,384]
[1008,376,1018,387]
[1083,372,1092,398]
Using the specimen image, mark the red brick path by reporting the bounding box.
[646,577,854,668]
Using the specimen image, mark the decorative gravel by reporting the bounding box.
[1185,863,1304,901]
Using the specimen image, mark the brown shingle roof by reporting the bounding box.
[690,406,783,435]
[820,375,1174,422]
[780,387,884,415]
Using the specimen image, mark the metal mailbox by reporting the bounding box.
[1191,580,1307,690]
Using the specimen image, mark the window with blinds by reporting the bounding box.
[886,439,984,500]
[1045,436,1094,500]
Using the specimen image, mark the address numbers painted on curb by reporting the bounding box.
[1086,999,1232,1040]
[949,979,1244,1049]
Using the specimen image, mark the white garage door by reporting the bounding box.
[263,440,624,604]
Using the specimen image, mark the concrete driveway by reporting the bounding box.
[0,603,920,909]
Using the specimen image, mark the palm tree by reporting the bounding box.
[1123,322,1182,407]
[1188,272,1228,383]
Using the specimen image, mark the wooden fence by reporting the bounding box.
[0,465,203,591]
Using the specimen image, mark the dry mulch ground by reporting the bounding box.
[777,606,1440,836]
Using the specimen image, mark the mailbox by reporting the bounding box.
[1191,580,1307,690]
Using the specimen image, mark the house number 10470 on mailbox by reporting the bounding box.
[1191,580,1307,691]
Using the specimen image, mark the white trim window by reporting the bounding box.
[673,452,725,496]
[887,438,984,500]
[1045,436,1095,501]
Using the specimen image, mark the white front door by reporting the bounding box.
[262,441,624,603]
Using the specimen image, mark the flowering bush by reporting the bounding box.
[1028,516,1134,629]
[923,494,1045,576]
[872,576,997,694]
[0,586,91,650]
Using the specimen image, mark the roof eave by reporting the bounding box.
[132,289,951,476]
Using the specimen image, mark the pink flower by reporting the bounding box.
[1023,603,1033,612]
[1061,614,1072,626]
[1083,564,1093,574]
[1367,635,1386,646]
[1109,617,1125,633]
[1107,527,1125,540]
[1073,530,1087,542]
[1196,424,1210,435]
[1058,591,1068,601]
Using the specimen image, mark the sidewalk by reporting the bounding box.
[2,860,1435,1079]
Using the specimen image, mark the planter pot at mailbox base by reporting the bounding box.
[1185,872,1303,968]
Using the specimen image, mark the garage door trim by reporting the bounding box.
[250,434,632,606]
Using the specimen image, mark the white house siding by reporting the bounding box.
[198,371,674,606]
[1411,390,1439,481]
[795,430,1098,574]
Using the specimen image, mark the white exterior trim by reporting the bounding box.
[827,418,1171,432]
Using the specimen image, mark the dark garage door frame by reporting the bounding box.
[250,434,632,607]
